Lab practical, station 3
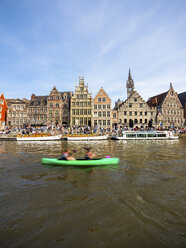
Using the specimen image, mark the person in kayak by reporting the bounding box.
[59,149,69,160]
[84,147,95,160]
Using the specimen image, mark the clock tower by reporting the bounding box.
[126,68,134,97]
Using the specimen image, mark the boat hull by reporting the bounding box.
[41,157,119,166]
[16,135,61,141]
[67,135,108,141]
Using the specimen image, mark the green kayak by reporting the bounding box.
[41,157,119,166]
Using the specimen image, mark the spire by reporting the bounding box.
[128,68,132,80]
[170,82,173,89]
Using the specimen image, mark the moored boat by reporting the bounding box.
[41,157,119,166]
[112,130,178,140]
[67,135,108,141]
[16,134,61,141]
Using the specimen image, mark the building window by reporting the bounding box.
[84,102,87,106]
[145,112,147,115]
[84,109,87,115]
[76,95,79,99]
[98,112,102,117]
[103,111,106,117]
[129,103,132,108]
[124,119,127,123]
[88,109,91,115]
[98,120,102,126]
[84,94,87,99]
[94,111,97,117]
[94,120,97,126]
[145,119,147,123]
[103,105,106,109]
[80,117,83,125]
[134,98,137,102]
[129,111,132,115]
[107,105,110,109]
[124,111,127,115]
[151,112,153,115]
[98,97,101,102]
[135,111,137,115]
[88,102,91,106]
[107,111,110,117]
[80,102,83,107]
[103,97,106,102]
[80,109,83,115]
[0,99,4,105]
[76,109,79,115]
[56,103,59,108]
[98,105,102,109]
[113,113,116,118]
[140,103,143,108]
[140,119,142,123]
[134,119,138,124]
[76,102,79,106]
[107,120,110,126]
[94,105,97,109]
[0,106,2,111]
[103,120,106,126]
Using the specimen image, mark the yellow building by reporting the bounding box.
[70,77,93,127]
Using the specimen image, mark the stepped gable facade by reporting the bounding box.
[93,87,112,129]
[7,98,29,126]
[147,83,184,128]
[28,94,48,126]
[115,70,155,128]
[0,94,8,129]
[178,91,186,126]
[70,77,93,127]
[47,86,72,126]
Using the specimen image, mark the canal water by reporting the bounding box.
[0,139,186,248]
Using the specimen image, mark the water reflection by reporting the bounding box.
[0,139,186,248]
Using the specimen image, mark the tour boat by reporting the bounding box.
[112,131,178,140]
[41,157,119,166]
[16,134,61,141]
[66,135,108,141]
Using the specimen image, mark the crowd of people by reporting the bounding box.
[0,124,185,136]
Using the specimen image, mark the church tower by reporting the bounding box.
[126,68,134,98]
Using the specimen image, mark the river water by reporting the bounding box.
[0,139,186,248]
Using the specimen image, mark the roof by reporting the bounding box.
[29,96,48,106]
[147,91,168,108]
[178,91,186,107]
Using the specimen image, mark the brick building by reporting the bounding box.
[115,70,156,128]
[178,91,186,126]
[28,94,48,126]
[93,87,112,129]
[47,86,72,127]
[147,84,184,128]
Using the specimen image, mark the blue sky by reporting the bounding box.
[0,0,186,104]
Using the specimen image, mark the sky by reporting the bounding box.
[0,0,186,105]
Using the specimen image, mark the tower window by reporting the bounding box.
[129,103,132,108]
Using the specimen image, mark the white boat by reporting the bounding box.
[112,131,178,140]
[16,135,61,141]
[67,135,108,141]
